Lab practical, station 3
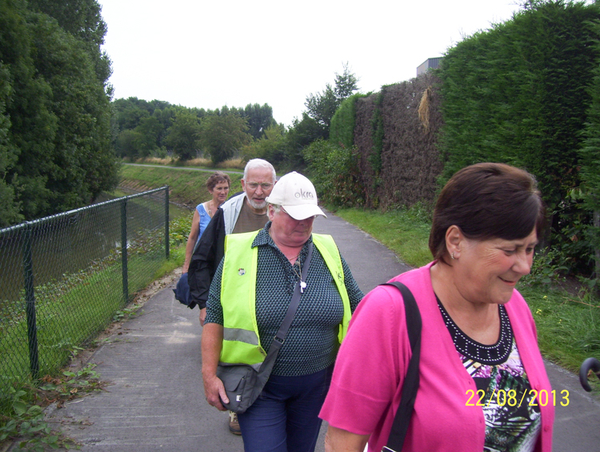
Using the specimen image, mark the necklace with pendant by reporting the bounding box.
[291,259,307,293]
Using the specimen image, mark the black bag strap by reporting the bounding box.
[380,282,422,452]
[260,241,314,370]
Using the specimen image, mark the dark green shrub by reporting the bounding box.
[303,139,365,207]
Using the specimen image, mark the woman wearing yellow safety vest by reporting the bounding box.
[201,171,364,452]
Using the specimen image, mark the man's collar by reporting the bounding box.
[252,222,272,248]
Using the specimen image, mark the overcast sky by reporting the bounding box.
[98,0,526,127]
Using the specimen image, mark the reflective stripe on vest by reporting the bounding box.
[219,230,351,367]
[220,231,264,369]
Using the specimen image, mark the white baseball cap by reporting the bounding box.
[266,171,326,220]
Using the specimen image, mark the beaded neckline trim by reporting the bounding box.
[436,297,513,365]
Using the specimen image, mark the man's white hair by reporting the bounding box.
[243,159,276,181]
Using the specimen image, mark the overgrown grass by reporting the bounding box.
[520,286,600,373]
[130,156,245,170]
[332,204,600,387]
[119,164,243,208]
[0,226,177,396]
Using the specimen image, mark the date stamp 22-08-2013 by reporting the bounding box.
[466,389,570,408]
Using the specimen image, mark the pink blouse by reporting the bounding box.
[319,263,554,452]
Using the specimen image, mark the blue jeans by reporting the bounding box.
[237,366,333,452]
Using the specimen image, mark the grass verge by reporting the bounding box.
[118,164,243,209]
[331,205,432,268]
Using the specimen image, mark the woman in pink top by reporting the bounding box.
[320,163,554,452]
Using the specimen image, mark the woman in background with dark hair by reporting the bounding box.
[320,163,555,452]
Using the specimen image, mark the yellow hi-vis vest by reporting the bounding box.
[219,230,351,369]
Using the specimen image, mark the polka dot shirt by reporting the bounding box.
[206,223,364,376]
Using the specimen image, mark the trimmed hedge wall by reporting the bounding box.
[354,71,443,209]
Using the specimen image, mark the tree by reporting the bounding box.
[134,116,162,156]
[333,63,360,100]
[165,112,202,160]
[303,139,364,207]
[579,18,600,280]
[27,0,111,85]
[330,93,366,149]
[304,63,359,136]
[439,0,600,274]
[1,0,58,220]
[242,103,276,139]
[152,106,179,149]
[242,123,286,165]
[284,113,328,169]
[115,129,141,159]
[305,84,337,135]
[0,0,118,223]
[24,12,117,211]
[110,100,275,161]
[200,113,251,165]
[113,98,151,131]
[0,61,22,226]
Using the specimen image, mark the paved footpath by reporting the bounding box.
[36,212,600,451]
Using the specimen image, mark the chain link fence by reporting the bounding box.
[0,187,169,412]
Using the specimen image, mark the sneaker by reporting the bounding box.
[228,411,241,435]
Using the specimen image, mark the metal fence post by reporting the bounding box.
[23,222,39,380]
[165,186,169,259]
[121,197,128,303]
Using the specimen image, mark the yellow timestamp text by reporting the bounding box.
[466,389,569,407]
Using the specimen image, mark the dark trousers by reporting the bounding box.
[237,365,333,452]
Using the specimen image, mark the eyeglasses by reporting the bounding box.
[246,183,273,190]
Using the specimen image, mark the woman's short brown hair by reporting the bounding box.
[429,162,546,264]
[206,172,231,191]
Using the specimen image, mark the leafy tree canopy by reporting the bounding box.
[241,103,276,139]
[304,63,359,136]
[200,113,251,165]
[111,98,275,160]
[164,112,202,161]
[27,0,111,84]
[439,0,600,273]
[0,0,117,225]
[242,123,286,166]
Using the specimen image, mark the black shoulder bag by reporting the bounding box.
[380,282,422,452]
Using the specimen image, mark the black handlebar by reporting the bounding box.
[579,357,600,392]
